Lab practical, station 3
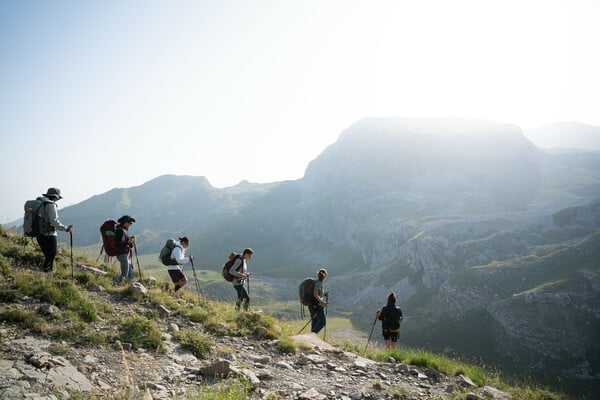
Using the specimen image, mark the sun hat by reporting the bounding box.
[43,187,62,199]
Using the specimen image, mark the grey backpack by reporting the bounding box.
[23,198,50,237]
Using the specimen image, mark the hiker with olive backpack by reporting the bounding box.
[298,268,329,334]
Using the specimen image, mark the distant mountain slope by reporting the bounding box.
[525,121,600,150]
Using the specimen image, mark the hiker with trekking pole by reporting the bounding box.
[161,236,193,293]
[298,268,330,335]
[371,292,403,350]
[310,268,329,335]
[111,215,136,285]
[228,247,254,311]
[24,188,74,279]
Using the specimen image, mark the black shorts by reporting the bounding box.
[168,269,186,283]
[383,329,399,342]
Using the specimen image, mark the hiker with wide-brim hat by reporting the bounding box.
[36,188,73,276]
[112,215,136,285]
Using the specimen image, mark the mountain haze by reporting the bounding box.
[525,121,600,151]
[18,117,600,396]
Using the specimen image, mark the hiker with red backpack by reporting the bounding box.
[228,248,254,311]
[111,215,136,285]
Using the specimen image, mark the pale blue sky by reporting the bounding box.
[1,0,599,222]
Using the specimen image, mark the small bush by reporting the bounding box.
[194,380,248,399]
[235,311,276,336]
[0,308,46,332]
[172,329,213,359]
[75,301,97,323]
[189,309,210,323]
[119,315,165,353]
[148,290,183,313]
[1,242,43,266]
[0,289,20,303]
[48,343,70,356]
[0,254,10,277]
[74,273,93,286]
[276,337,297,354]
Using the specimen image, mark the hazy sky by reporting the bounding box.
[1,0,599,222]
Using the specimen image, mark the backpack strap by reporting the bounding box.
[37,200,53,234]
[233,254,243,271]
[170,244,183,264]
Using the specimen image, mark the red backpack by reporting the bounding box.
[99,219,127,257]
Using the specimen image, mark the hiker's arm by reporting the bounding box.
[46,203,68,232]
[313,289,325,306]
[228,258,245,277]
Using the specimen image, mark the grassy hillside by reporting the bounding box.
[0,226,571,399]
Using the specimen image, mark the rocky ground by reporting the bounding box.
[0,281,513,400]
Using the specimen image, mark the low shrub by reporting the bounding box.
[172,329,213,359]
[118,315,165,353]
[0,308,46,332]
[276,337,297,354]
[0,289,20,303]
[0,254,10,277]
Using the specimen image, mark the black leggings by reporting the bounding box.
[36,235,57,272]
[234,284,250,309]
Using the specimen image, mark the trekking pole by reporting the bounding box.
[365,315,378,350]
[246,275,250,311]
[133,242,142,282]
[323,293,328,341]
[297,313,316,335]
[70,231,74,279]
[190,257,201,301]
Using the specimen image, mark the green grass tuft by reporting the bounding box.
[276,336,297,354]
[172,329,213,359]
[118,315,165,353]
[0,308,46,332]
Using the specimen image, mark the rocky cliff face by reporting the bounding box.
[331,202,600,390]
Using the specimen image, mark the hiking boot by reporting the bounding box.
[235,301,241,311]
